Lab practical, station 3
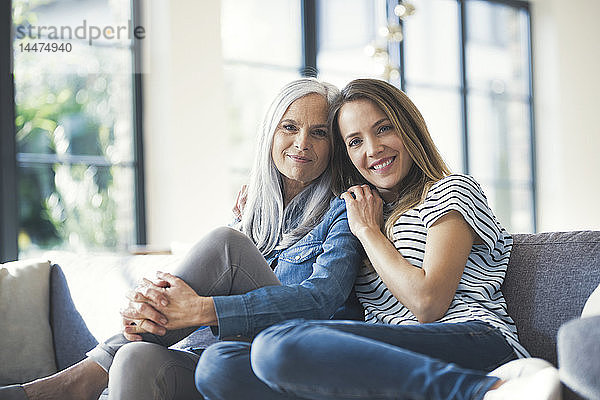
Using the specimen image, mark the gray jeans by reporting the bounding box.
[88,227,281,400]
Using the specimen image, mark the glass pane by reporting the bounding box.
[223,64,300,198]
[405,85,463,173]
[317,0,388,85]
[14,61,134,162]
[17,164,136,257]
[221,0,302,67]
[403,0,460,88]
[468,94,533,232]
[465,0,530,97]
[13,0,138,256]
[476,181,533,233]
[13,35,135,76]
[468,94,532,183]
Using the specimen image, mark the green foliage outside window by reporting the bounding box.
[13,0,135,255]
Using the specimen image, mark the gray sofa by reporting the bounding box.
[502,231,600,399]
[47,231,600,399]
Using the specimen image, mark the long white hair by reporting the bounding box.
[242,78,340,255]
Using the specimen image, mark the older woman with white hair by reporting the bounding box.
[4,78,363,400]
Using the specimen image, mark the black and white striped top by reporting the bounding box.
[355,174,529,358]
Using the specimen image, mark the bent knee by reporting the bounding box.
[251,320,315,384]
[195,342,238,384]
[206,226,247,247]
[111,342,168,375]
[184,227,249,260]
[195,341,251,394]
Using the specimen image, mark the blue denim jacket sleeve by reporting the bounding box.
[212,197,362,339]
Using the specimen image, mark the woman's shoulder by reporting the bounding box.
[329,195,346,209]
[317,195,352,228]
[294,195,357,246]
[318,195,344,215]
[427,174,486,201]
[431,173,481,190]
[421,174,511,254]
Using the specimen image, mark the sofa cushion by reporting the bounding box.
[50,263,100,371]
[503,231,600,366]
[0,259,57,384]
[45,251,185,369]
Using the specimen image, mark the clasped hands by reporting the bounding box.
[120,271,204,341]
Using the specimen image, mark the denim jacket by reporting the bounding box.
[212,197,363,339]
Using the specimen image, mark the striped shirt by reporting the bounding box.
[355,174,529,358]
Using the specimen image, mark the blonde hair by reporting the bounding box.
[330,78,451,238]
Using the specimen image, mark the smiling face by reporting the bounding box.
[272,93,331,203]
[337,98,413,202]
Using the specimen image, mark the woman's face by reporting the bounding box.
[272,93,331,199]
[337,98,413,201]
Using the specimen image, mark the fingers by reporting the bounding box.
[121,301,168,327]
[122,318,166,340]
[135,302,168,326]
[343,185,374,200]
[126,281,169,308]
[123,318,167,337]
[122,317,143,341]
[148,277,170,288]
[124,331,142,341]
[239,184,248,205]
[240,186,248,212]
[138,278,169,306]
[125,288,146,303]
[233,184,249,220]
[340,191,354,203]
[156,271,181,287]
[232,204,242,220]
[340,184,381,201]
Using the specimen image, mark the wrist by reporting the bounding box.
[194,296,218,326]
[355,225,384,241]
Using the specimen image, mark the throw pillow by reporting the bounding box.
[582,282,600,318]
[0,259,57,384]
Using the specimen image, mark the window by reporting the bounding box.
[221,0,536,233]
[220,0,303,196]
[316,0,389,86]
[1,0,144,261]
[402,0,536,232]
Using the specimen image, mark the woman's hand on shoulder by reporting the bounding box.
[232,184,248,221]
[340,185,384,239]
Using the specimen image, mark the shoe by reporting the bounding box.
[488,357,555,381]
[483,358,562,400]
[0,385,28,400]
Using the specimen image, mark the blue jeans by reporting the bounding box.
[195,319,517,400]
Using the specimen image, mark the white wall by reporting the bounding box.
[531,0,600,231]
[142,1,230,248]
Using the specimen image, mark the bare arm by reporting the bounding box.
[342,185,477,323]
